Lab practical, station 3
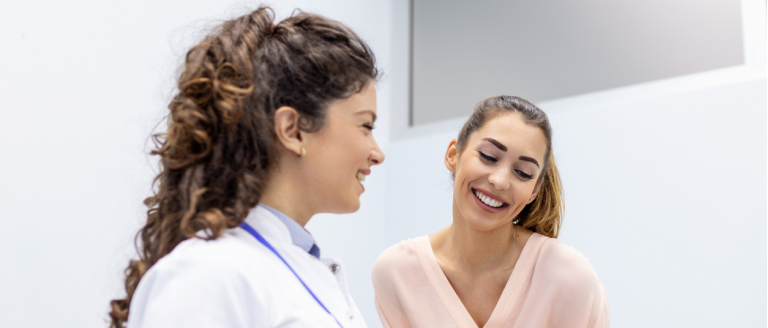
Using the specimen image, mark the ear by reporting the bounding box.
[527,180,543,204]
[273,106,304,156]
[444,139,459,173]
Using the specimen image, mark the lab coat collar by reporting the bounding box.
[242,205,294,247]
[258,204,319,257]
[240,206,362,324]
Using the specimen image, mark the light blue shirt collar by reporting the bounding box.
[258,204,320,258]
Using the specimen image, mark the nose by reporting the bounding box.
[369,137,385,165]
[488,167,510,191]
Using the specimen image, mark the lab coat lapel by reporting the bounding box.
[243,207,360,327]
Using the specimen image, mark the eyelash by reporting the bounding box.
[516,170,533,180]
[478,151,534,180]
[478,151,497,163]
[363,123,375,131]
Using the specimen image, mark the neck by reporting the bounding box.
[447,200,518,272]
[260,166,313,227]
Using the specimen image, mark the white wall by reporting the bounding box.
[0,1,393,327]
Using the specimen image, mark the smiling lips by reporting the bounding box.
[472,188,509,210]
[356,170,368,192]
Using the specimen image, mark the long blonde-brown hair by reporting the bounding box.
[109,7,377,327]
[456,96,564,238]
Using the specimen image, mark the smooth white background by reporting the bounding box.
[0,1,765,328]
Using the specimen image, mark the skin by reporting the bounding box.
[259,81,384,226]
[430,112,548,327]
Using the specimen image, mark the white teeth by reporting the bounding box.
[356,171,366,182]
[474,190,503,208]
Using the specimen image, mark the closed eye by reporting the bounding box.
[516,170,533,180]
[479,151,497,163]
[363,123,375,131]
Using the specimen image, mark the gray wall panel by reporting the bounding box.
[412,0,744,125]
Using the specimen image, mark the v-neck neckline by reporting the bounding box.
[413,233,545,328]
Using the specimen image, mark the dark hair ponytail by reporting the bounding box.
[109,7,377,327]
[456,96,563,238]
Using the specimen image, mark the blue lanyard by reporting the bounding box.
[240,222,344,328]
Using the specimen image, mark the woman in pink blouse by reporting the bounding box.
[372,96,609,328]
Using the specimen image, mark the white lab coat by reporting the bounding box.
[127,206,367,328]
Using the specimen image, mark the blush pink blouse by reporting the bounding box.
[371,233,609,328]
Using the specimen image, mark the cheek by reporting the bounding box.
[334,130,369,167]
[455,157,486,186]
[314,127,368,181]
[453,159,485,204]
[510,180,537,205]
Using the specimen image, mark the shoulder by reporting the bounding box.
[129,232,274,327]
[371,237,422,288]
[529,235,610,326]
[156,231,271,276]
[371,237,430,320]
[533,235,603,299]
[138,231,278,298]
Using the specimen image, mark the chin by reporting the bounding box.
[332,198,361,214]
[465,217,504,232]
[346,200,361,212]
[462,206,513,232]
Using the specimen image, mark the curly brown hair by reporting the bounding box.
[109,7,378,327]
[456,96,564,238]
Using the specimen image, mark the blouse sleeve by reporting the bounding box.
[535,240,610,328]
[374,292,413,328]
[371,242,416,328]
[591,281,610,328]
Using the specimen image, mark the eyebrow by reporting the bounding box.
[482,138,507,151]
[357,109,377,122]
[519,156,539,167]
[482,137,540,167]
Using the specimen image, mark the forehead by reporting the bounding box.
[470,112,548,160]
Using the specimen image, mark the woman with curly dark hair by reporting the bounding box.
[109,7,383,328]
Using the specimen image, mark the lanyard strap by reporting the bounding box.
[240,222,344,328]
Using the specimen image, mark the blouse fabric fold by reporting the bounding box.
[371,233,609,328]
